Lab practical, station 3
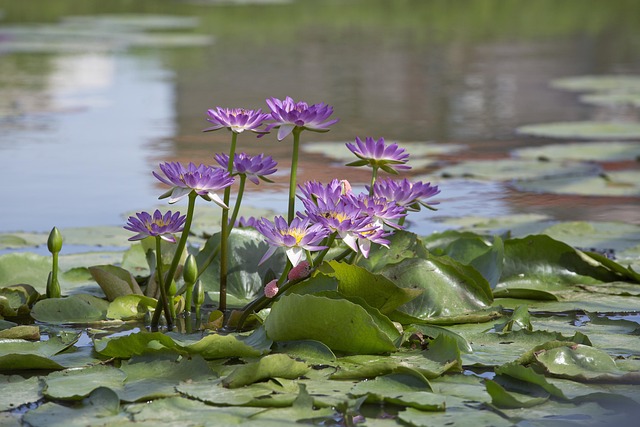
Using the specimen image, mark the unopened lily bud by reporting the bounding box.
[183,254,198,285]
[47,227,63,254]
[194,280,205,306]
[264,279,279,298]
[287,260,311,281]
[46,271,61,299]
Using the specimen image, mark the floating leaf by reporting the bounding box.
[88,265,143,301]
[106,294,157,321]
[317,260,423,314]
[264,293,400,354]
[222,353,309,388]
[30,294,110,325]
[516,121,640,140]
[43,365,127,400]
[385,256,493,319]
[0,335,79,371]
[437,158,599,180]
[0,375,42,411]
[513,170,640,197]
[513,141,640,162]
[535,345,640,383]
[551,75,640,93]
[485,379,549,408]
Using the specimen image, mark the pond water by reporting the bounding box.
[1,0,639,235]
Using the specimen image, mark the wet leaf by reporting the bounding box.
[43,365,127,400]
[513,141,640,162]
[385,256,493,319]
[88,265,143,301]
[517,121,640,139]
[30,294,110,325]
[264,293,400,354]
[437,158,599,180]
[317,260,423,314]
[0,375,41,411]
[222,354,309,388]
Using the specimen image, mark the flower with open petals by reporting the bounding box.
[204,107,270,134]
[345,137,410,174]
[255,216,329,267]
[355,193,406,229]
[153,162,234,207]
[124,210,186,243]
[371,178,440,212]
[214,153,277,185]
[264,96,339,141]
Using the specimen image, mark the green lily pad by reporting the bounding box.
[0,334,79,371]
[540,221,640,253]
[264,293,400,354]
[437,158,599,181]
[222,353,309,388]
[581,92,640,107]
[0,375,42,411]
[551,75,640,93]
[43,365,127,400]
[30,294,110,325]
[512,169,640,196]
[516,121,640,140]
[513,141,640,162]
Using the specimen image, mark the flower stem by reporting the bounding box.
[369,166,379,197]
[150,192,197,330]
[152,236,172,331]
[219,132,238,314]
[227,175,246,236]
[287,127,302,223]
[312,232,337,267]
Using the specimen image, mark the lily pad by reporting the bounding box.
[580,92,640,108]
[512,141,640,162]
[551,75,640,93]
[512,169,640,196]
[0,375,42,411]
[516,121,640,140]
[437,158,599,181]
[30,294,110,325]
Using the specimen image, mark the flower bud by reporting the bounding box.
[264,279,279,298]
[287,260,311,281]
[47,227,63,254]
[46,271,61,299]
[183,254,198,285]
[194,280,205,306]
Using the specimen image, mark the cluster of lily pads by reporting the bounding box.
[2,95,640,425]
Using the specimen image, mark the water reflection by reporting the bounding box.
[0,0,639,234]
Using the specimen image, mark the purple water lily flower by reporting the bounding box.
[355,193,407,229]
[297,179,350,205]
[255,216,329,267]
[345,137,411,174]
[264,96,339,141]
[371,178,440,212]
[153,162,234,207]
[124,210,186,243]
[214,152,277,185]
[204,107,270,134]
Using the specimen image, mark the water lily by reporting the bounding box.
[124,210,186,243]
[345,137,411,174]
[355,193,407,229]
[153,162,234,208]
[372,178,440,212]
[204,107,270,134]
[214,152,277,185]
[255,216,329,267]
[264,96,339,141]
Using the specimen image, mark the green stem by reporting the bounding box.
[227,175,246,237]
[219,132,238,314]
[150,192,197,330]
[312,232,337,267]
[287,127,302,223]
[369,165,379,197]
[151,236,172,331]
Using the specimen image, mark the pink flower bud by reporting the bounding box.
[339,179,352,195]
[264,279,279,298]
[287,260,312,281]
